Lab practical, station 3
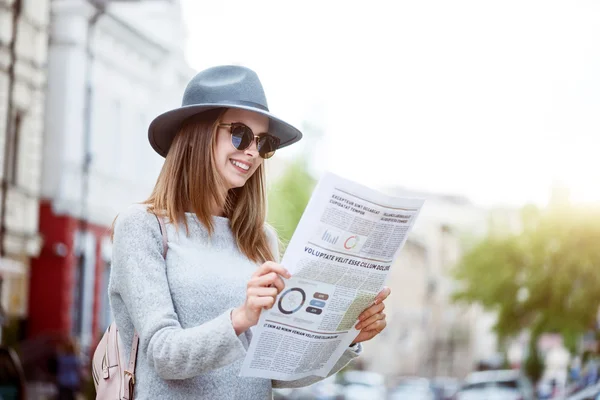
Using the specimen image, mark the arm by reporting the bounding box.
[111,206,248,380]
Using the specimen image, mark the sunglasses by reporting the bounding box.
[218,122,280,159]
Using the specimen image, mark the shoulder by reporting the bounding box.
[263,224,280,248]
[263,224,278,241]
[113,204,160,240]
[263,224,281,260]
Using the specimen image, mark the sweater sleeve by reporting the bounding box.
[111,206,248,380]
[263,225,362,388]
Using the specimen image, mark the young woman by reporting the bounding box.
[109,65,390,399]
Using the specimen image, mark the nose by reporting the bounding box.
[244,137,259,158]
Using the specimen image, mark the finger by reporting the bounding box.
[248,296,275,310]
[357,302,385,322]
[247,286,279,298]
[356,312,385,331]
[250,272,283,287]
[271,276,285,293]
[354,323,385,344]
[373,286,391,305]
[252,261,277,278]
[251,273,285,293]
[354,330,378,344]
[251,272,279,287]
[362,319,387,333]
[362,330,378,341]
[253,261,291,279]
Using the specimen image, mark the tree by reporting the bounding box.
[523,334,545,384]
[267,158,316,247]
[452,204,600,351]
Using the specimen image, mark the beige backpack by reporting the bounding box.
[92,214,168,399]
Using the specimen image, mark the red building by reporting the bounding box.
[28,202,111,347]
[26,1,191,352]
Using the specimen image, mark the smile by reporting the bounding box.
[230,159,251,171]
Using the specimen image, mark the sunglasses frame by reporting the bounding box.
[218,122,280,159]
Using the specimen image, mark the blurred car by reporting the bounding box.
[567,382,600,400]
[340,370,387,400]
[388,377,436,400]
[432,376,461,399]
[454,370,535,400]
[274,374,345,400]
[273,388,294,400]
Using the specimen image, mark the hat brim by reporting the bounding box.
[148,104,303,157]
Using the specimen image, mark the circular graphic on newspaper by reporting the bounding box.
[277,288,306,315]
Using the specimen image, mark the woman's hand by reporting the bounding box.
[231,262,291,335]
[351,287,391,345]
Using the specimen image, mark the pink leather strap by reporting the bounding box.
[125,213,168,399]
[123,330,139,399]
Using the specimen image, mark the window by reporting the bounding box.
[6,110,23,185]
[110,100,121,175]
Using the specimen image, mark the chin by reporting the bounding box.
[227,176,248,189]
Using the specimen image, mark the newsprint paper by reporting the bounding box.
[240,172,425,380]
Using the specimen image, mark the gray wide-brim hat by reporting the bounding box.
[148,65,303,157]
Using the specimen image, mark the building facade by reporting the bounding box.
[358,189,499,380]
[28,0,193,353]
[0,0,50,343]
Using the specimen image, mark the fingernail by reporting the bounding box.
[373,299,380,305]
[355,322,361,329]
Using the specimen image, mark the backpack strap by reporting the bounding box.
[124,213,168,399]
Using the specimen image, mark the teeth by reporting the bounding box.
[231,160,250,170]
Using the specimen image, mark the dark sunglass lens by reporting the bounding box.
[230,125,252,150]
[258,136,279,159]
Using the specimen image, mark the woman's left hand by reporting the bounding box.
[351,287,391,345]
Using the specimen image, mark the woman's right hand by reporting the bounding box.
[231,262,291,335]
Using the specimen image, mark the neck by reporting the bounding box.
[185,187,230,217]
[211,187,230,217]
[211,202,225,217]
[184,198,225,218]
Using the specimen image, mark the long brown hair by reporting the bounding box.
[142,108,274,263]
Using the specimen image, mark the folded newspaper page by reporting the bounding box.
[240,172,424,380]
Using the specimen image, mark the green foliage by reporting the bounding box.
[524,335,545,384]
[267,158,316,247]
[453,204,600,347]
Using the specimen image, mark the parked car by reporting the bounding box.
[339,370,387,400]
[454,370,535,400]
[388,377,436,400]
[273,374,345,400]
[431,376,461,399]
[567,382,600,400]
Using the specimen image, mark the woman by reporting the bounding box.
[109,65,390,399]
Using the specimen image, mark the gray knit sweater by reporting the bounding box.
[108,205,361,399]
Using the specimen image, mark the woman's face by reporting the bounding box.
[214,108,269,190]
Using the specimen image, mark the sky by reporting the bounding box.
[179,0,599,208]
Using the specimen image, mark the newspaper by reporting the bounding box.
[240,172,424,380]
